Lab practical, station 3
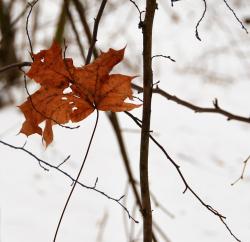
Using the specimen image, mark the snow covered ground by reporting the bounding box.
[1,0,250,242]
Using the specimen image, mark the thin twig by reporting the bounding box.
[222,0,248,34]
[152,54,176,62]
[129,0,145,29]
[0,139,138,223]
[132,84,250,124]
[10,1,37,29]
[195,0,207,41]
[26,0,39,59]
[0,62,32,73]
[124,111,241,242]
[129,0,141,15]
[72,0,98,59]
[86,0,108,64]
[231,155,250,186]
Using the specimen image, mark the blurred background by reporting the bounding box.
[0,0,250,242]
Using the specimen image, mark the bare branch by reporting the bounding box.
[86,0,108,64]
[0,139,138,223]
[71,0,94,53]
[124,111,241,242]
[195,0,248,41]
[129,0,145,29]
[132,84,250,124]
[152,54,176,62]
[222,0,248,34]
[65,0,86,61]
[10,2,32,28]
[129,0,141,15]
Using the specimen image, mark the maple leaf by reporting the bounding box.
[19,42,140,146]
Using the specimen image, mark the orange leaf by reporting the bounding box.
[27,42,74,88]
[19,42,140,146]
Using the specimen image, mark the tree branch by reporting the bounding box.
[65,0,86,61]
[86,0,107,64]
[222,0,248,34]
[132,84,250,124]
[26,0,39,59]
[0,61,32,73]
[0,139,138,224]
[71,0,98,60]
[125,111,241,242]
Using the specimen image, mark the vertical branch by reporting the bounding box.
[54,1,67,43]
[140,1,157,242]
[82,1,159,240]
[65,0,86,61]
[72,0,98,59]
[0,0,19,105]
[86,0,107,63]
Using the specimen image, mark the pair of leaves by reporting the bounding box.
[19,42,140,146]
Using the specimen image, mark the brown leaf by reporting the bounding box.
[19,42,140,146]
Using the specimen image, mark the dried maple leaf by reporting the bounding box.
[19,42,140,146]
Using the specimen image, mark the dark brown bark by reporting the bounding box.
[0,0,19,106]
[140,1,157,241]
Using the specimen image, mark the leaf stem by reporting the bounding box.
[53,109,99,242]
